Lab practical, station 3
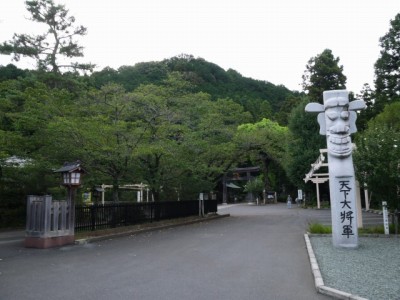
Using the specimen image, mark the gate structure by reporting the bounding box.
[25,195,75,248]
[222,167,262,204]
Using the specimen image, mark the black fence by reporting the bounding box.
[75,200,218,232]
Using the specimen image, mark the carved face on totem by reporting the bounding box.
[323,94,353,157]
[305,90,366,158]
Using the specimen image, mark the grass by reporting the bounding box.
[359,224,398,234]
[308,222,332,234]
[308,223,398,234]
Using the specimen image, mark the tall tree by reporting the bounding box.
[285,98,326,188]
[275,94,303,126]
[235,118,288,192]
[0,64,28,82]
[129,78,251,201]
[355,83,376,131]
[286,49,348,191]
[302,49,347,103]
[0,78,77,216]
[45,83,143,201]
[354,102,400,210]
[374,13,400,114]
[0,0,94,74]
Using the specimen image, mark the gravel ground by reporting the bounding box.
[310,236,400,300]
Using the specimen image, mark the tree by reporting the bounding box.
[302,49,347,103]
[354,102,400,210]
[129,77,252,201]
[285,98,326,188]
[0,64,28,82]
[45,83,144,201]
[241,97,273,122]
[235,118,288,192]
[275,94,303,126]
[374,13,400,114]
[189,97,252,189]
[0,0,94,74]
[355,83,376,131]
[244,176,264,200]
[41,73,251,202]
[285,49,348,191]
[0,77,77,219]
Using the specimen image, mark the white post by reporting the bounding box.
[316,182,321,209]
[140,184,144,203]
[382,201,390,235]
[356,180,363,228]
[306,90,365,248]
[199,193,204,217]
[364,188,370,211]
[101,184,105,205]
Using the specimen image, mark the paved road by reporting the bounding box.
[0,204,334,300]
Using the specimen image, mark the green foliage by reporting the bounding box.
[236,118,288,164]
[354,224,398,234]
[308,223,332,234]
[0,0,94,74]
[285,49,347,191]
[275,94,303,126]
[373,101,400,130]
[354,102,400,210]
[308,223,399,235]
[31,74,252,202]
[244,177,264,194]
[302,49,347,103]
[355,83,376,131]
[89,55,295,122]
[0,157,62,228]
[374,13,400,114]
[235,118,288,192]
[0,64,28,81]
[285,98,325,187]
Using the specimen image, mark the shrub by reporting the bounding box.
[308,222,332,234]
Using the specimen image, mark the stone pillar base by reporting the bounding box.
[25,235,75,249]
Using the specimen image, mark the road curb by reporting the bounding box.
[304,234,368,300]
[75,213,230,245]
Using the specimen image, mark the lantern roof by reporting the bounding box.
[54,161,86,174]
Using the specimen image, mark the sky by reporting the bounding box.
[0,0,399,93]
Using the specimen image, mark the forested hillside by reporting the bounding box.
[0,60,292,227]
[90,54,300,123]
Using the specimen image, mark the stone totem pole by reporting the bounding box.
[306,90,365,248]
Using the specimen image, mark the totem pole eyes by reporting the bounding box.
[326,111,350,121]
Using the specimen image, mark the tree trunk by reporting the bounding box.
[112,179,119,202]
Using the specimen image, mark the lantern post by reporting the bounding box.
[54,161,85,236]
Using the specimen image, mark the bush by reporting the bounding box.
[308,223,397,235]
[359,224,397,234]
[308,222,332,234]
[0,205,26,228]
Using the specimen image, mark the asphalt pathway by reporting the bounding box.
[0,203,335,300]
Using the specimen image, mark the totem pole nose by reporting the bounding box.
[330,123,350,134]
